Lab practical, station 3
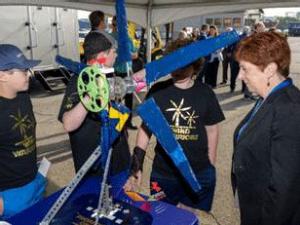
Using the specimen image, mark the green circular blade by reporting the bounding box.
[77,66,109,112]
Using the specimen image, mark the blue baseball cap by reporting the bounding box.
[0,44,41,71]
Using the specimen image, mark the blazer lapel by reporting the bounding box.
[234,109,252,145]
[235,85,293,145]
[236,100,272,144]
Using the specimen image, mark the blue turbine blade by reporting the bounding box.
[115,0,131,63]
[145,30,240,85]
[136,98,201,193]
[55,55,87,74]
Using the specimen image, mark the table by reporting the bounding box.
[8,177,199,225]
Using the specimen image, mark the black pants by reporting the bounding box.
[222,57,230,83]
[196,61,207,83]
[230,59,239,92]
[205,59,219,88]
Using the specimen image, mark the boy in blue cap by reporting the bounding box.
[0,44,47,219]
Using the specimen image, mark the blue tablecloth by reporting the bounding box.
[8,177,199,225]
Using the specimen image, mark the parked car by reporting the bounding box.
[288,22,300,37]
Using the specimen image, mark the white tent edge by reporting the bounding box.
[0,0,299,27]
[1,0,299,61]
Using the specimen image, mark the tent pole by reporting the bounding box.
[146,0,153,63]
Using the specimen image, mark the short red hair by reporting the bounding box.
[235,32,290,77]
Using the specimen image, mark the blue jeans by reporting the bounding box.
[0,173,46,219]
[150,165,216,211]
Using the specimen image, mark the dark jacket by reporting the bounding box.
[232,84,300,225]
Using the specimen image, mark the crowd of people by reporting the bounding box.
[0,9,299,225]
[178,21,287,100]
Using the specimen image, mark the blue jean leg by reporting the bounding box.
[150,165,216,211]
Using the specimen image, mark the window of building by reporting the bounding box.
[233,17,242,28]
[244,18,255,26]
[206,18,213,25]
[224,18,232,27]
[214,18,222,26]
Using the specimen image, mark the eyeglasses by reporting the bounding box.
[5,68,34,76]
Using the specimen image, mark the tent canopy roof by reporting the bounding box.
[1,0,299,27]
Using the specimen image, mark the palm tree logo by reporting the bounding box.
[65,94,77,110]
[186,110,199,127]
[10,110,34,148]
[10,110,31,136]
[166,98,191,126]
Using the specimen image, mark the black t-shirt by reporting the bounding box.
[58,75,130,175]
[146,79,225,179]
[0,92,37,191]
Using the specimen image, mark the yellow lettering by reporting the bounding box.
[175,134,199,141]
[12,145,35,157]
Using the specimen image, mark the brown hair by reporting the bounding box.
[235,32,290,77]
[89,10,105,30]
[209,25,218,37]
[165,39,204,74]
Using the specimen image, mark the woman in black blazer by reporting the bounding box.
[232,32,300,225]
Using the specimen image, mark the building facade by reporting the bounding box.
[170,9,263,39]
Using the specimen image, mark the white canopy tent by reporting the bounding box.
[1,0,299,27]
[1,0,299,60]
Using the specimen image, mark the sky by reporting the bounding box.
[78,10,90,19]
[263,7,300,17]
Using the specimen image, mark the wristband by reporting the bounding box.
[130,146,146,175]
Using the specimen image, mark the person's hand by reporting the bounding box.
[83,94,90,103]
[135,81,146,93]
[80,94,90,112]
[123,170,142,192]
[208,154,216,166]
[132,69,146,82]
[124,146,145,192]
